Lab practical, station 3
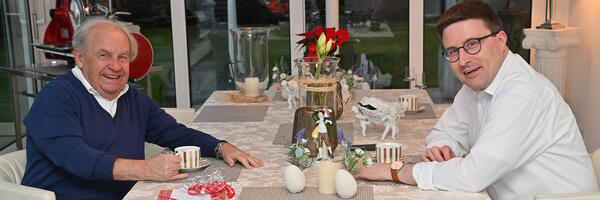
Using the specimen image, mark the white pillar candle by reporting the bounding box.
[244,77,260,97]
[318,161,341,195]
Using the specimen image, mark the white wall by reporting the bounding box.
[565,0,600,152]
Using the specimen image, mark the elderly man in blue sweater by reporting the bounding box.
[21,18,263,199]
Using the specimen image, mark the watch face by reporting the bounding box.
[391,161,404,170]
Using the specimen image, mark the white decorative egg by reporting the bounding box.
[334,169,358,198]
[284,165,305,193]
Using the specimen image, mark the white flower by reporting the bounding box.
[354,148,365,156]
[301,138,307,143]
[347,70,353,75]
[272,66,278,71]
[272,74,278,80]
[280,73,287,79]
[364,157,373,166]
[304,148,310,153]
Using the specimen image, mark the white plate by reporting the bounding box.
[405,105,426,114]
[180,158,211,172]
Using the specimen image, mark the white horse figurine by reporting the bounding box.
[281,79,299,110]
[351,97,405,139]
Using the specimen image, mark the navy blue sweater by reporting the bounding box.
[22,72,222,199]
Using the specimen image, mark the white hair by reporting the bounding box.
[72,17,138,60]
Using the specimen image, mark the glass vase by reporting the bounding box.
[230,27,269,97]
[295,56,343,119]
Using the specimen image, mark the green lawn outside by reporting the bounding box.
[139,26,176,107]
[423,20,442,89]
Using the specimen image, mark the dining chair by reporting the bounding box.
[534,148,600,200]
[0,150,56,200]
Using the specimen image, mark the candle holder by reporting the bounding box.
[230,27,269,97]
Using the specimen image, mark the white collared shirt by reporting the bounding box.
[72,66,129,117]
[412,52,598,199]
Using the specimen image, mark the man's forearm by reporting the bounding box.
[113,158,148,181]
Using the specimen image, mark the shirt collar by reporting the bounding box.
[482,51,513,96]
[71,66,129,101]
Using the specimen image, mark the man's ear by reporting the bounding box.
[495,30,508,47]
[73,48,84,68]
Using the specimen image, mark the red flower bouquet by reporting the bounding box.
[297,26,349,57]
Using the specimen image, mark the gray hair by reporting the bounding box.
[72,17,138,61]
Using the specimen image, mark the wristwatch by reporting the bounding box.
[390,161,404,183]
[215,141,227,159]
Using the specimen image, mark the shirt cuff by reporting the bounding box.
[413,161,439,191]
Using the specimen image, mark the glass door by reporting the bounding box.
[1,0,34,150]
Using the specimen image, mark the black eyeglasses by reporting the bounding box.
[441,31,500,63]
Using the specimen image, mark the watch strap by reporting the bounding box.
[391,168,401,183]
[215,141,227,159]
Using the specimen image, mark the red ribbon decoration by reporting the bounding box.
[187,181,235,200]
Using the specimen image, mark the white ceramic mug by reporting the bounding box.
[175,146,201,169]
[376,143,402,163]
[399,94,419,112]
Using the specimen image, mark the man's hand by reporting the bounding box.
[144,154,189,181]
[422,145,456,162]
[220,143,263,169]
[113,154,188,181]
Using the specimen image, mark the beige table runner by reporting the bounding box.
[194,105,269,122]
[239,186,373,200]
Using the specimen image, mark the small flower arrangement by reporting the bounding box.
[340,144,373,175]
[341,69,364,90]
[272,57,292,85]
[338,124,372,175]
[284,129,312,171]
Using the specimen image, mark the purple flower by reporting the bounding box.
[337,125,352,147]
[337,125,345,144]
[295,128,306,143]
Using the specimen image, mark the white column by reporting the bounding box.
[522,27,579,96]
[325,0,339,29]
[289,0,305,77]
[325,0,339,55]
[523,27,579,97]
[170,0,191,108]
[409,0,423,89]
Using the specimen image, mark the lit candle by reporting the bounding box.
[244,77,260,97]
[318,161,341,194]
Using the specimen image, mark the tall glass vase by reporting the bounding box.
[230,27,269,97]
[296,56,343,119]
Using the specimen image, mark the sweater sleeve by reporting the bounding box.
[24,84,117,181]
[142,97,223,157]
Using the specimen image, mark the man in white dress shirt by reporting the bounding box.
[356,1,598,199]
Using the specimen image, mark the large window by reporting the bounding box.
[186,0,290,107]
[423,0,531,103]
[305,0,410,89]
[114,0,177,107]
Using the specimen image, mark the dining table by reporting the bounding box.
[123,88,490,200]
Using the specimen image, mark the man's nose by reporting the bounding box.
[457,48,472,66]
[107,56,123,71]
